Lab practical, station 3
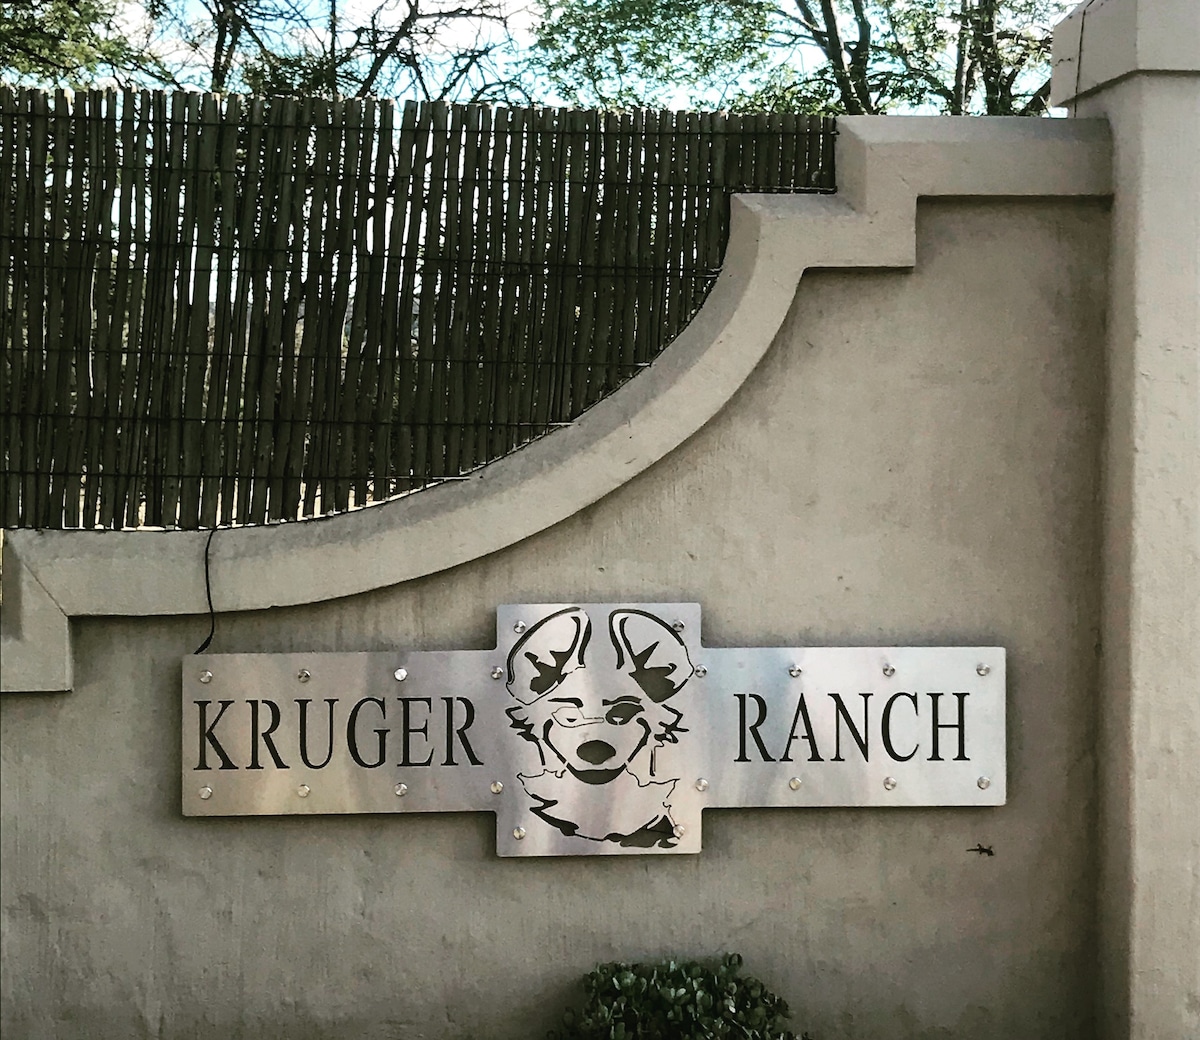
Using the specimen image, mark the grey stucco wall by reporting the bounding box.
[1,197,1108,1039]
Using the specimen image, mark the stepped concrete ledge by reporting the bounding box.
[1,117,1111,693]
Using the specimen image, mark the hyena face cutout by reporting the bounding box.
[505,607,694,847]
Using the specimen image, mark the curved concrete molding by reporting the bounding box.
[0,117,1111,692]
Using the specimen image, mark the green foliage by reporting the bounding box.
[530,0,778,109]
[527,0,1077,114]
[0,0,143,84]
[550,953,799,1040]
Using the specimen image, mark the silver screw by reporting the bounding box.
[883,776,898,791]
[394,782,408,797]
[695,778,709,792]
[393,667,408,682]
[672,620,685,633]
[513,826,526,840]
[297,784,311,798]
[490,781,504,795]
[693,664,707,678]
[199,670,213,684]
[198,786,213,800]
[977,664,990,676]
[513,621,526,635]
[491,666,504,680]
[297,669,311,683]
[977,776,992,790]
[788,777,802,791]
[672,824,685,838]
[883,664,896,677]
[789,665,802,678]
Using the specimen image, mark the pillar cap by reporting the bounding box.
[1051,0,1200,107]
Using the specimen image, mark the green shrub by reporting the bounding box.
[549,952,800,1040]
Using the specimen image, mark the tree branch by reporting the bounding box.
[807,0,865,113]
[354,0,421,97]
[1018,77,1051,115]
[845,0,877,113]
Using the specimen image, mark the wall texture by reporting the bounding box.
[1054,2,1200,1035]
[1,196,1109,1039]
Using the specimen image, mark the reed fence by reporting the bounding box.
[0,86,835,529]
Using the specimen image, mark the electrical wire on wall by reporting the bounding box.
[193,527,220,654]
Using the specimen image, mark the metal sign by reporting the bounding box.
[182,603,1005,856]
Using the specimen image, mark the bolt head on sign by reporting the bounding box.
[183,604,1005,856]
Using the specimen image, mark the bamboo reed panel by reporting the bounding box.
[442,103,471,479]
[1,89,835,530]
[523,108,550,436]
[37,90,69,527]
[412,101,449,488]
[552,109,585,422]
[198,94,237,527]
[442,103,465,476]
[114,91,148,527]
[1,87,23,528]
[72,90,104,526]
[571,110,602,412]
[291,98,329,517]
[21,91,46,525]
[493,106,524,459]
[269,95,304,522]
[394,101,430,488]
[329,100,367,514]
[476,105,506,468]
[259,96,300,521]
[615,110,639,385]
[305,99,339,517]
[177,91,211,528]
[463,104,493,473]
[92,89,122,528]
[589,110,619,404]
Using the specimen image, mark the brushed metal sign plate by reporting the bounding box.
[183,603,1005,856]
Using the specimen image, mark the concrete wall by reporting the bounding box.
[1,195,1110,1039]
[1053,2,1200,1036]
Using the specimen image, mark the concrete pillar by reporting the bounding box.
[1051,2,1200,1037]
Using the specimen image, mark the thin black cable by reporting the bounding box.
[193,526,219,654]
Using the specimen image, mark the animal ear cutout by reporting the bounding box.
[506,608,591,705]
[609,610,693,703]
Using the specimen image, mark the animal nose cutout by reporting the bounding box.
[506,607,591,705]
[609,610,693,703]
[576,740,617,765]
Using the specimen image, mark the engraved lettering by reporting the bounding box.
[399,697,435,767]
[735,693,775,762]
[830,693,871,761]
[347,697,388,768]
[881,692,919,762]
[195,700,237,770]
[780,693,823,762]
[297,698,337,769]
[929,692,969,761]
[443,697,483,766]
[248,699,288,769]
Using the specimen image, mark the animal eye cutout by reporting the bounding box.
[551,705,592,728]
[604,701,644,725]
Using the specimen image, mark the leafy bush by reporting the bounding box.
[550,952,799,1040]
